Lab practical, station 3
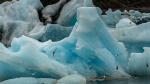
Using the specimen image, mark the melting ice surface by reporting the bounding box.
[0,0,150,84]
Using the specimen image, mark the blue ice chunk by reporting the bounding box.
[43,7,129,78]
[0,1,40,23]
[0,36,76,80]
[111,21,150,53]
[75,7,128,75]
[39,24,72,42]
[1,75,86,84]
[112,22,150,43]
[116,18,136,29]
[129,47,150,76]
[102,9,122,28]
[1,20,34,46]
[1,0,150,81]
[19,0,43,10]
[0,20,71,46]
[4,2,40,22]
[28,24,72,42]
[56,0,94,26]
[42,0,67,23]
[0,6,133,81]
[129,10,142,18]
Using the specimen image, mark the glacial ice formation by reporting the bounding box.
[0,0,150,84]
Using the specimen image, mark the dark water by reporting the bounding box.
[88,77,150,84]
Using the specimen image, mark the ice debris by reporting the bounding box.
[102,9,150,27]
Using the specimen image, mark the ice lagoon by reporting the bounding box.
[0,0,150,84]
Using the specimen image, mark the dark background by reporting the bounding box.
[40,0,150,12]
[1,0,150,12]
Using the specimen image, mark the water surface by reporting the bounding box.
[88,77,150,84]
